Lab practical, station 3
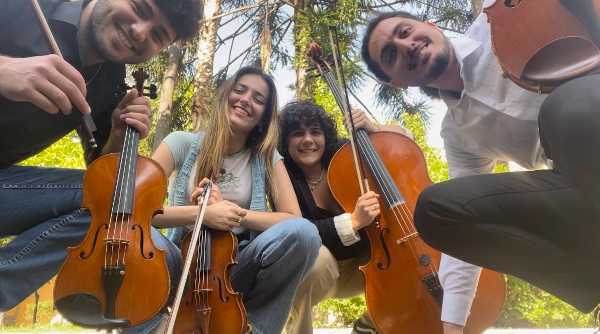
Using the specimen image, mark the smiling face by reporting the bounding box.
[287,123,326,170]
[367,17,452,87]
[89,0,177,64]
[227,74,270,135]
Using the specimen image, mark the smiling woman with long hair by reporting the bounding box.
[151,67,320,334]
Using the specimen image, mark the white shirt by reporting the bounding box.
[437,0,551,326]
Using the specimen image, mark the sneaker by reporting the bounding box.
[351,317,377,334]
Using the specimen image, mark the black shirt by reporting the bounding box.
[285,153,369,261]
[0,0,126,168]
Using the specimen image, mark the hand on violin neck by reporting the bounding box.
[351,191,381,231]
[345,108,380,133]
[190,177,223,205]
[0,54,90,115]
[104,89,152,153]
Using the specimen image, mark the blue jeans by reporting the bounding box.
[0,166,181,333]
[230,218,321,334]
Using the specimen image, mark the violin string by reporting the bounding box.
[194,226,203,305]
[117,126,134,267]
[200,225,208,308]
[105,126,130,268]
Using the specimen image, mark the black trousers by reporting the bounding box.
[414,74,600,312]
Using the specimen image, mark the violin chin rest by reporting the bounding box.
[55,293,131,329]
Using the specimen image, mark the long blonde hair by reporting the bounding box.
[194,66,279,189]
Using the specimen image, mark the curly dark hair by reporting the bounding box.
[361,11,421,83]
[83,0,202,41]
[279,101,343,176]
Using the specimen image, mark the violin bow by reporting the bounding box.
[30,0,98,148]
[164,181,213,334]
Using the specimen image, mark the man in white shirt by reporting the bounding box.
[361,1,600,333]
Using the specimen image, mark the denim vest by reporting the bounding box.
[165,132,267,246]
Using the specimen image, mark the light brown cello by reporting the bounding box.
[486,0,600,93]
[308,43,506,334]
[53,69,170,328]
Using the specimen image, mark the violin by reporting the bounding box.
[486,0,600,93]
[164,180,249,334]
[53,69,170,328]
[308,43,506,334]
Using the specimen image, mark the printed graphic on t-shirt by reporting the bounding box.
[216,169,241,193]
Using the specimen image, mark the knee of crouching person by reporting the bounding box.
[280,217,321,262]
[414,185,446,249]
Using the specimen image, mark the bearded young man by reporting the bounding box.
[0,0,201,331]
[361,1,600,333]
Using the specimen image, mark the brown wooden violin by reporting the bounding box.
[164,180,249,334]
[308,42,506,334]
[53,69,170,328]
[486,0,600,93]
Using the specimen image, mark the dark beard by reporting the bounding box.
[423,42,451,84]
[88,0,115,62]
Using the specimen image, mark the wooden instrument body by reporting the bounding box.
[54,154,169,327]
[328,132,506,334]
[486,0,600,93]
[172,229,247,334]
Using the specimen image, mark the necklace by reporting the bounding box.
[306,169,324,192]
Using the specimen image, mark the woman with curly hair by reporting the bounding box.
[279,101,409,334]
[151,67,320,334]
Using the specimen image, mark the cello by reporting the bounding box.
[53,69,170,328]
[308,43,506,334]
[164,180,249,334]
[485,0,600,93]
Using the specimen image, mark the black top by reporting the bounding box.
[285,145,369,261]
[0,0,126,168]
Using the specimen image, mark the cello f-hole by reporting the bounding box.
[376,226,392,270]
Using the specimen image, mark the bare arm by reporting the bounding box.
[241,159,301,231]
[150,142,197,228]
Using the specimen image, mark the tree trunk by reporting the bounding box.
[152,42,183,151]
[260,4,272,74]
[293,0,313,100]
[191,0,222,129]
[471,0,483,17]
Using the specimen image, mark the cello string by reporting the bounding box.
[323,70,418,246]
[354,136,420,259]
[352,105,437,269]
